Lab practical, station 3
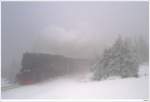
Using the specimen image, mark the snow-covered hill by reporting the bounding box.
[2,65,148,99]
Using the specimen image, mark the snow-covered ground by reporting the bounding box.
[1,78,12,88]
[2,64,149,99]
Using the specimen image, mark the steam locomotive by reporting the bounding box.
[16,52,90,85]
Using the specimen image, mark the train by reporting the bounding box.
[16,52,91,84]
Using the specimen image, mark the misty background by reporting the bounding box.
[2,2,148,81]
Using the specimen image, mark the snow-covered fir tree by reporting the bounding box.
[93,36,139,80]
[134,36,149,64]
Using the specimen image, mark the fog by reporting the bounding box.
[1,2,148,80]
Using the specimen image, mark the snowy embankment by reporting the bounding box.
[2,64,148,99]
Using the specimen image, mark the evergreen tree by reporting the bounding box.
[93,36,139,80]
[134,36,149,64]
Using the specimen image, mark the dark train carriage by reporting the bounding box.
[16,52,90,85]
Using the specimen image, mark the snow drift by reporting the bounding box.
[2,76,148,99]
